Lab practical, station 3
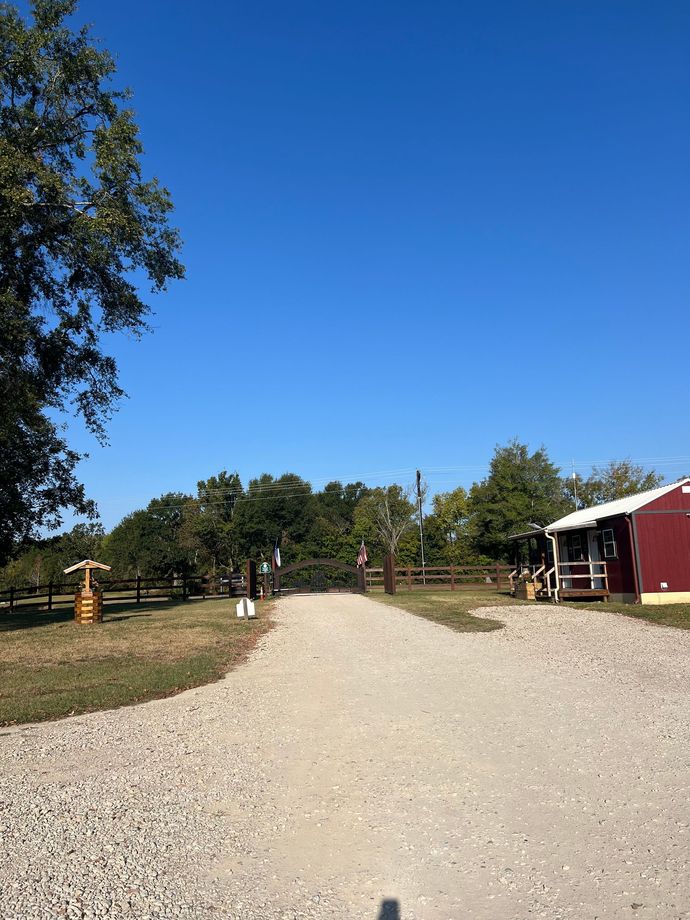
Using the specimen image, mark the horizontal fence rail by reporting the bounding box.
[366,564,512,591]
[2,564,513,610]
[0,573,247,612]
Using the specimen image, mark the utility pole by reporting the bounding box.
[416,469,426,586]
[572,459,578,510]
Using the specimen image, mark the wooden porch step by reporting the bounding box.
[560,589,610,599]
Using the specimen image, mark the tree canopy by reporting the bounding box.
[0,0,183,563]
[0,446,670,586]
[468,439,570,559]
[565,460,665,509]
[355,485,416,557]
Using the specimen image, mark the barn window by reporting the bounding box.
[602,529,617,559]
[570,534,583,561]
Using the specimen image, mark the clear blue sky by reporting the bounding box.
[48,1,690,528]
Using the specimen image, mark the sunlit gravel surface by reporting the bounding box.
[1,596,689,919]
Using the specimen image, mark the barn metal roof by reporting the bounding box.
[508,478,690,541]
[546,478,690,533]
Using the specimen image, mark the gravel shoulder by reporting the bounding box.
[1,596,689,920]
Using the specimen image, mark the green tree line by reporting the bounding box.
[0,440,666,588]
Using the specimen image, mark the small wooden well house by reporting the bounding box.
[63,559,111,624]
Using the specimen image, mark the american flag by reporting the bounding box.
[356,540,368,567]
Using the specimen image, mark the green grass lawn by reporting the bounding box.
[371,590,530,632]
[372,589,690,632]
[0,597,273,726]
[585,599,690,630]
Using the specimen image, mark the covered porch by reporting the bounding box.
[507,527,610,602]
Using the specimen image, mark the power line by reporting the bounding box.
[99,455,690,516]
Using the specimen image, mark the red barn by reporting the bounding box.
[509,478,690,604]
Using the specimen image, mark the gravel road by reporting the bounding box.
[1,595,689,920]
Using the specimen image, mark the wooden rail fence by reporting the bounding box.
[366,564,512,591]
[2,564,513,611]
[0,573,246,613]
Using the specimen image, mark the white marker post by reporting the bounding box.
[236,597,257,619]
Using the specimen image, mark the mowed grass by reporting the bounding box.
[371,589,530,632]
[582,599,690,630]
[0,598,273,725]
[372,589,690,632]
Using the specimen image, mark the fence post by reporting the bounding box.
[246,560,257,600]
[496,562,501,589]
[383,554,396,595]
[182,575,188,601]
[48,581,53,611]
[450,566,455,591]
[407,567,412,590]
[9,587,14,612]
[136,575,141,604]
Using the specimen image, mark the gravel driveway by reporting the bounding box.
[1,595,689,920]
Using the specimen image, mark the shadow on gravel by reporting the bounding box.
[378,899,400,919]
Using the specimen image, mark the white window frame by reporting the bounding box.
[570,534,583,561]
[602,528,617,559]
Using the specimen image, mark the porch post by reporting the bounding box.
[546,530,560,601]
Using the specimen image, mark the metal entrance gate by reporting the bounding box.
[274,558,366,595]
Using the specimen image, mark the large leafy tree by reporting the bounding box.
[184,471,244,573]
[565,459,663,509]
[469,439,569,559]
[427,486,486,564]
[307,481,371,563]
[232,473,316,562]
[0,520,103,587]
[0,0,184,563]
[354,484,416,559]
[101,492,192,578]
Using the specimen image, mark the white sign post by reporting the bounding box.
[236,597,256,619]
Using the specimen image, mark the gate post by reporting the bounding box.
[246,560,257,600]
[357,565,367,593]
[383,554,396,595]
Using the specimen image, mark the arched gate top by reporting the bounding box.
[274,558,366,593]
[278,558,359,577]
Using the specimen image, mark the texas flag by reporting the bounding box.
[272,540,281,570]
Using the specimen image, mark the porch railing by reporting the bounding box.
[508,564,557,598]
[558,560,608,593]
[509,561,608,597]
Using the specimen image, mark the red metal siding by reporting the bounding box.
[600,516,636,597]
[634,512,690,593]
[643,482,690,512]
